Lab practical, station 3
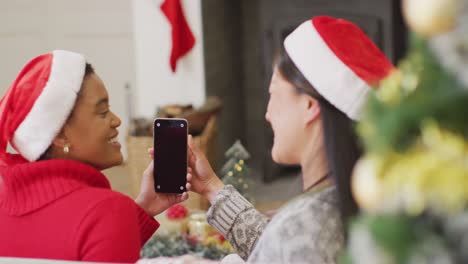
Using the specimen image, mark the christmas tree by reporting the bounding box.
[220,140,255,202]
[343,0,468,263]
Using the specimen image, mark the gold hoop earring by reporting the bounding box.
[63,145,70,154]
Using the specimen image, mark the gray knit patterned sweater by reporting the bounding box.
[207,185,344,264]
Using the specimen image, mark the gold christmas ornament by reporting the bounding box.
[351,156,383,211]
[403,0,461,37]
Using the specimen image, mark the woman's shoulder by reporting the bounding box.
[62,188,141,231]
[65,186,136,213]
[279,185,340,215]
[249,186,344,263]
[43,186,140,235]
[264,185,343,243]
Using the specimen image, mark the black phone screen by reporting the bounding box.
[153,118,187,193]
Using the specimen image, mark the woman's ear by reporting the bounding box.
[51,130,68,149]
[303,96,321,125]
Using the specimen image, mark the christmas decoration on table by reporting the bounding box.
[220,140,255,202]
[343,1,468,263]
[142,211,234,260]
[167,204,189,220]
[186,212,233,257]
[160,0,196,73]
[162,204,190,235]
[186,211,216,242]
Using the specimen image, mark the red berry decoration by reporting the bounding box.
[185,234,199,245]
[213,233,226,243]
[166,204,188,220]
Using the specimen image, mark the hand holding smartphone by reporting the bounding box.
[153,118,188,194]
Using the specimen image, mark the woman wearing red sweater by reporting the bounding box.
[0,51,190,262]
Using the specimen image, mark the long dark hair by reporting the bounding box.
[276,48,360,227]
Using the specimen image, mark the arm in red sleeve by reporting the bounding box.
[135,203,160,244]
[74,195,156,263]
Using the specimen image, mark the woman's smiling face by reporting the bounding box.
[59,73,123,170]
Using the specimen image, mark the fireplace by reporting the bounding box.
[202,0,407,182]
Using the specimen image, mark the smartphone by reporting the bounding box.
[153,118,188,193]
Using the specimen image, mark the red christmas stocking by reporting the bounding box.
[160,0,196,72]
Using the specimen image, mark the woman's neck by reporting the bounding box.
[300,123,331,191]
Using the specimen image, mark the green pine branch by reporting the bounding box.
[361,34,468,154]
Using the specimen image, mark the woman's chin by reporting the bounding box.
[271,150,286,164]
[271,149,280,163]
[271,149,297,165]
[99,154,124,170]
[113,154,124,166]
[112,149,124,163]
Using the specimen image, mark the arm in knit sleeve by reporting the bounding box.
[74,195,155,263]
[206,185,269,260]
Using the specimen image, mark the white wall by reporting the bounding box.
[0,0,136,157]
[132,0,205,119]
[0,0,206,158]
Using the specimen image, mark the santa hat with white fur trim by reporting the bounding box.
[284,16,395,120]
[0,50,86,166]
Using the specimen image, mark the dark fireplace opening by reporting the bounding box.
[202,0,407,183]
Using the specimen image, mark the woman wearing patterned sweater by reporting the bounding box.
[0,51,190,262]
[187,16,395,263]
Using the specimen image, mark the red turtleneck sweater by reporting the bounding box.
[0,159,159,262]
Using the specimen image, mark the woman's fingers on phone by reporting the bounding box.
[143,160,154,175]
[186,173,192,191]
[187,135,193,147]
[188,153,195,166]
[147,148,154,159]
[187,143,195,164]
[187,171,193,180]
[187,135,198,154]
[180,192,189,201]
[190,136,201,154]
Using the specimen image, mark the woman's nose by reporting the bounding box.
[111,112,121,127]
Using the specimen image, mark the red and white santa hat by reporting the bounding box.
[284,16,395,120]
[0,50,86,166]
